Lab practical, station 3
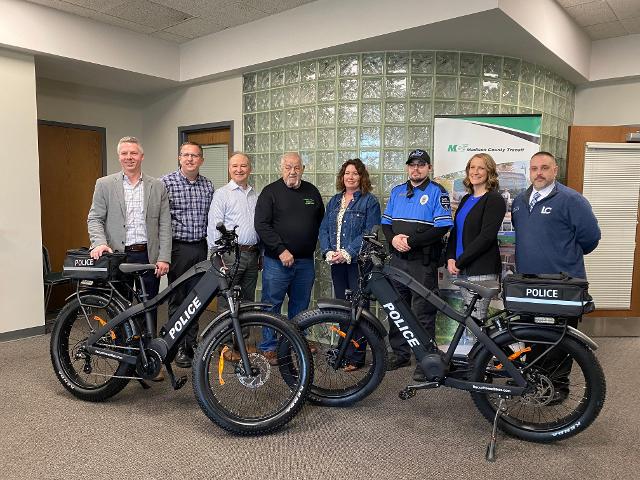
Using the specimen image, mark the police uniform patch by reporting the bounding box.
[439,195,451,210]
[420,194,429,205]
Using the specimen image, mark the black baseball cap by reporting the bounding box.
[406,149,431,165]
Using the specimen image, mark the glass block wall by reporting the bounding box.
[242,51,575,305]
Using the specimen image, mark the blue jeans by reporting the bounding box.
[259,256,315,352]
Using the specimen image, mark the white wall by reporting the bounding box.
[0,49,45,335]
[574,79,640,126]
[36,79,145,173]
[141,76,243,179]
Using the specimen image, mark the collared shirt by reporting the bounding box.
[382,178,453,229]
[161,169,214,242]
[529,181,555,205]
[123,172,147,246]
[207,180,259,249]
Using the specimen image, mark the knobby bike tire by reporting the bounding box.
[294,308,387,407]
[192,311,312,435]
[470,328,606,443]
[50,294,133,402]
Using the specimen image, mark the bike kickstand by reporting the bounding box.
[165,363,188,391]
[486,397,506,462]
[137,379,151,390]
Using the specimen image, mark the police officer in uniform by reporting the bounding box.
[381,149,453,381]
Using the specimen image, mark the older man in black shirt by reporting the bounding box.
[254,151,324,364]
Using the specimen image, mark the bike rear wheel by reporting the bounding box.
[294,309,387,407]
[50,294,133,401]
[192,311,312,435]
[470,328,606,442]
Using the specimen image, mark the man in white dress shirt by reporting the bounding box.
[207,152,260,322]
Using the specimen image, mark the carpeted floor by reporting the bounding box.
[0,333,638,480]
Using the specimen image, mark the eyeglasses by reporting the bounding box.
[283,165,303,172]
[408,162,428,169]
[180,153,202,159]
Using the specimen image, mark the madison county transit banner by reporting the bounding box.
[432,114,541,349]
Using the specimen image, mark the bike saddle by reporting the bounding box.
[119,263,156,275]
[452,279,499,299]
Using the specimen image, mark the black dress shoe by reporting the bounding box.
[387,354,411,371]
[175,345,194,369]
[412,365,426,382]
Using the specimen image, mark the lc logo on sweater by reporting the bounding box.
[541,206,552,214]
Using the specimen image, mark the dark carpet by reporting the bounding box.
[0,334,638,480]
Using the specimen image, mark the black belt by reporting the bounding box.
[174,238,206,244]
[125,243,147,252]
[239,244,259,253]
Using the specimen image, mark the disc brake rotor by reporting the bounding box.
[237,353,271,389]
[520,372,555,406]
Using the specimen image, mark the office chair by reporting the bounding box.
[43,245,71,312]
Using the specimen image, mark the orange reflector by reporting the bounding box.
[93,315,116,340]
[218,346,229,385]
[329,326,361,349]
[496,347,531,370]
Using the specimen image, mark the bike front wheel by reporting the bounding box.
[192,311,312,435]
[50,294,133,402]
[294,308,387,407]
[470,328,606,443]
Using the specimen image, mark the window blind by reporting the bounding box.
[582,142,640,309]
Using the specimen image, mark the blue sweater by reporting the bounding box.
[511,182,600,279]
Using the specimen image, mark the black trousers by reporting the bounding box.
[388,255,438,362]
[167,239,208,349]
[331,262,367,366]
[122,249,160,335]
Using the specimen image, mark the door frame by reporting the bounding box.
[37,120,107,176]
[177,121,234,153]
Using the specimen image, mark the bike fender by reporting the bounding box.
[315,298,388,339]
[469,324,598,360]
[64,289,130,312]
[199,302,273,339]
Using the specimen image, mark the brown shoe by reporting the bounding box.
[261,350,279,366]
[151,369,165,382]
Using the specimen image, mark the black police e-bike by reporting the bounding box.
[292,234,606,459]
[50,224,312,435]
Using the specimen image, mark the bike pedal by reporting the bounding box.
[398,387,417,400]
[172,375,188,390]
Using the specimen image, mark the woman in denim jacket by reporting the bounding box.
[319,158,381,370]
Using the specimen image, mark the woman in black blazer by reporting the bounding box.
[446,153,506,318]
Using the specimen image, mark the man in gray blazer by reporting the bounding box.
[88,136,171,348]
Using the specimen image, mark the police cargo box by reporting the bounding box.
[62,248,126,280]
[503,273,594,317]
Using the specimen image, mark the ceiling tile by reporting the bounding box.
[83,10,158,34]
[606,0,640,19]
[555,0,596,7]
[62,0,129,13]
[163,17,226,39]
[216,2,269,27]
[620,16,640,33]
[150,0,235,18]
[151,30,192,44]
[242,0,313,15]
[584,19,628,38]
[26,0,98,16]
[104,0,193,30]
[565,1,617,26]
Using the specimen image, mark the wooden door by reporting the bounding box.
[38,122,105,309]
